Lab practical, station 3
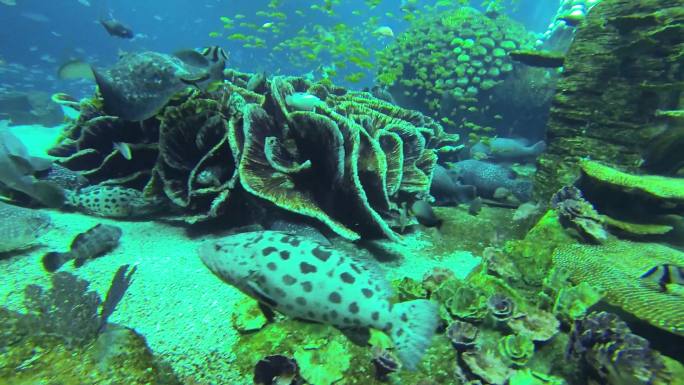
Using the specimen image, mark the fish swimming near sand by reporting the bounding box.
[640,264,684,292]
[42,223,122,272]
[199,231,439,370]
[100,18,134,39]
[0,201,51,253]
[66,184,162,218]
[470,138,546,162]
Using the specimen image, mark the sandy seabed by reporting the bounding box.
[0,124,481,383]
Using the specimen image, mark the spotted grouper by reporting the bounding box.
[199,231,439,370]
[66,184,162,218]
[0,201,51,253]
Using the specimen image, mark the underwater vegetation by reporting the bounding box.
[49,57,460,240]
[0,0,683,383]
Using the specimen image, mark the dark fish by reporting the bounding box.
[200,46,229,63]
[93,51,225,121]
[42,223,122,272]
[509,50,565,68]
[410,200,442,228]
[173,49,210,67]
[640,264,684,291]
[100,18,134,39]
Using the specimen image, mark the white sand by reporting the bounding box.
[0,124,482,383]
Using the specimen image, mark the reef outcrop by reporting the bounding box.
[535,0,684,199]
[50,69,459,239]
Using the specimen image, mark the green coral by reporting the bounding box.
[498,334,535,367]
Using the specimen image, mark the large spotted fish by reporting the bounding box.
[66,185,161,218]
[199,231,439,370]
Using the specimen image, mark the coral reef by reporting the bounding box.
[570,311,672,385]
[376,6,543,140]
[535,0,684,199]
[51,70,459,238]
[553,240,684,336]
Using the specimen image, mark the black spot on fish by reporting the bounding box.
[296,297,307,306]
[312,246,332,261]
[340,272,355,284]
[301,281,313,292]
[385,322,393,331]
[352,319,361,326]
[362,288,373,298]
[329,292,342,303]
[280,251,290,260]
[401,313,408,322]
[348,302,359,314]
[257,276,267,284]
[300,262,317,274]
[262,247,277,256]
[331,310,338,319]
[282,275,297,285]
[350,263,362,274]
[397,329,404,337]
[307,311,315,318]
[267,262,277,271]
[371,311,379,321]
[274,288,286,298]
[214,244,222,251]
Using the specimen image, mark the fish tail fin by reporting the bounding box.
[42,252,70,272]
[389,299,439,371]
[530,140,547,155]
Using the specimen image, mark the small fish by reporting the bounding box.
[410,200,442,228]
[640,264,684,291]
[373,26,394,38]
[42,223,122,272]
[113,142,132,160]
[100,18,134,39]
[66,184,161,218]
[200,46,229,63]
[199,231,439,370]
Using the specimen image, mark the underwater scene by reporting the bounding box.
[0,0,683,384]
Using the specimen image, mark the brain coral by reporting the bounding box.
[50,69,459,239]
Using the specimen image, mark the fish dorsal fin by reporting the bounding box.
[71,224,101,249]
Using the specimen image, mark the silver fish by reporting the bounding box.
[199,231,438,370]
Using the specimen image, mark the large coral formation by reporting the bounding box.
[553,240,684,336]
[376,6,543,141]
[50,72,458,238]
[535,0,684,199]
